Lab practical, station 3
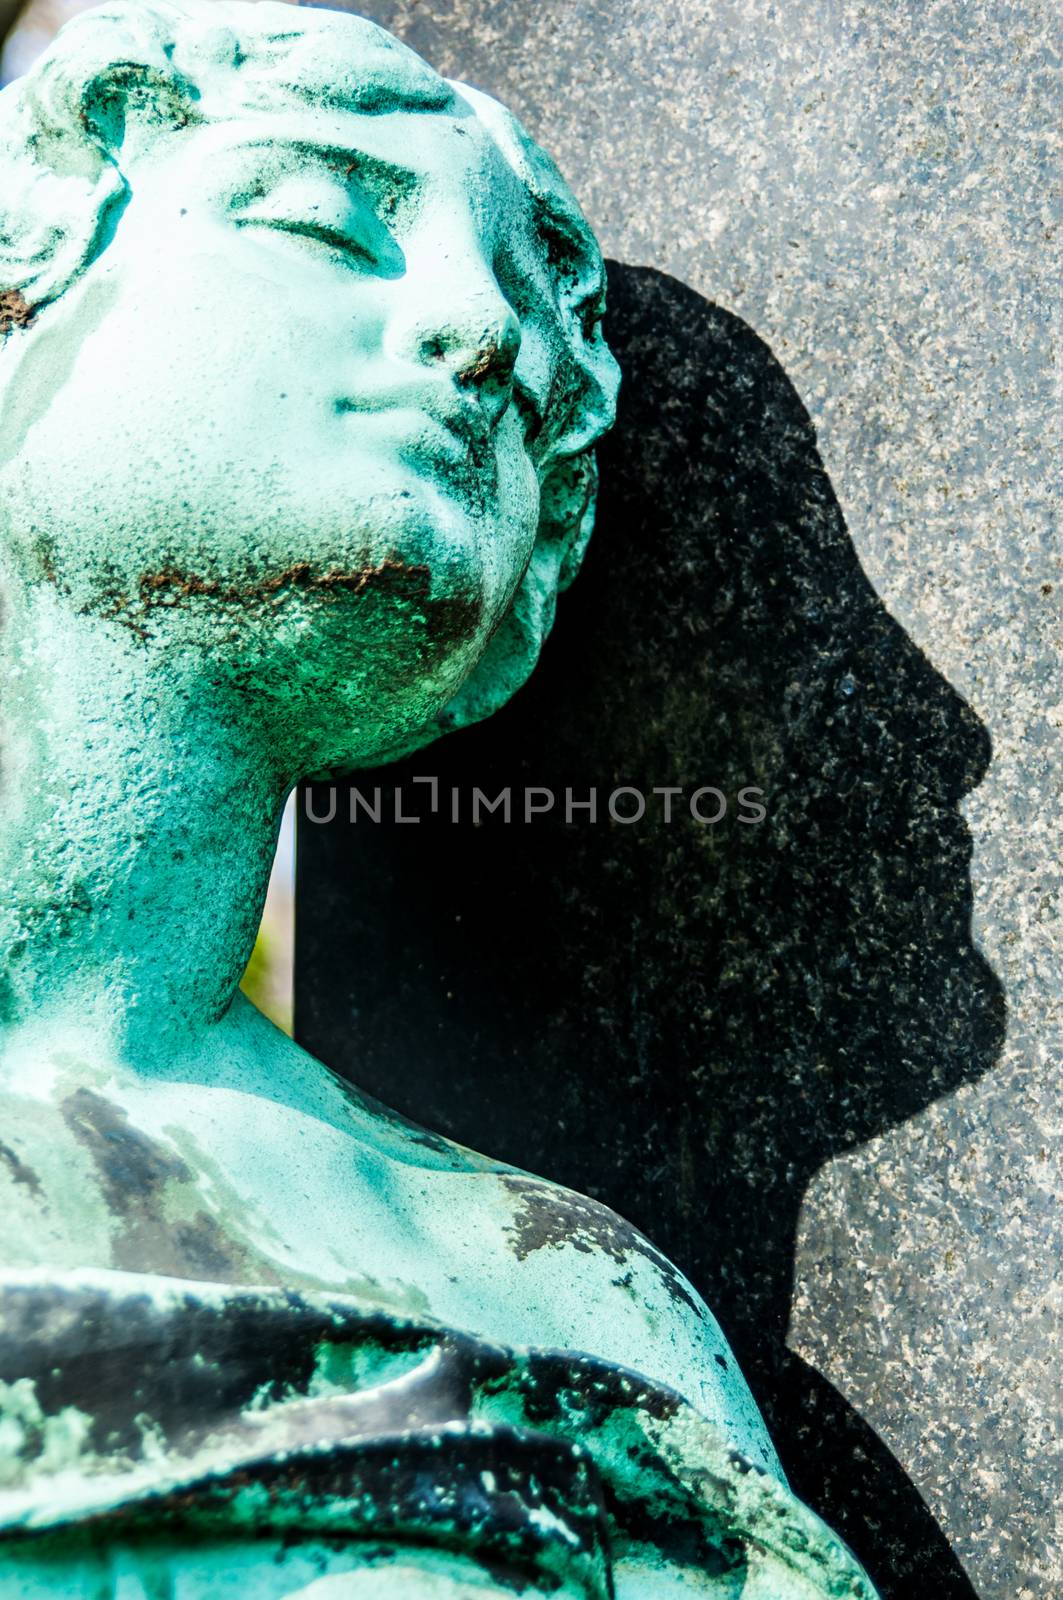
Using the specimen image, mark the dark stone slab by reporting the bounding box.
[295,265,1007,1599]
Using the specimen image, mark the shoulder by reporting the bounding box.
[479,1169,781,1478]
[342,1094,781,1477]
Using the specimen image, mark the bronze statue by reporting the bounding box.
[0,4,877,1594]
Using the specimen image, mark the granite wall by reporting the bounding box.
[295,5,1060,1598]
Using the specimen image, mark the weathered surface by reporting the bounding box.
[0,1270,876,1599]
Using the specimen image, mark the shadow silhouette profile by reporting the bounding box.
[296,264,1006,1599]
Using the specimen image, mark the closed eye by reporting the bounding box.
[230,173,405,278]
[235,214,381,270]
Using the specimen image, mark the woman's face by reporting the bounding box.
[0,103,564,767]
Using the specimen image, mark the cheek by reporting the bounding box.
[0,257,381,603]
[0,263,265,550]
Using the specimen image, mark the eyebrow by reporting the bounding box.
[223,137,420,191]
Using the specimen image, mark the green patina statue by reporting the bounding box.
[0,4,877,1595]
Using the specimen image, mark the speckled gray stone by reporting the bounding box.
[295,5,1060,1599]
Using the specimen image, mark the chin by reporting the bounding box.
[336,436,537,580]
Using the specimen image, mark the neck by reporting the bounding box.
[0,583,290,1059]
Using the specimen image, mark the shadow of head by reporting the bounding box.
[297,262,1006,1599]
[577,265,1003,1163]
[304,261,1004,1214]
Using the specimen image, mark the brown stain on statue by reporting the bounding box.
[136,557,433,610]
[0,290,34,337]
[79,555,485,648]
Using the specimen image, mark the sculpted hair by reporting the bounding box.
[0,0,619,750]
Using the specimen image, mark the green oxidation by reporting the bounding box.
[0,2,877,1596]
[0,1273,878,1600]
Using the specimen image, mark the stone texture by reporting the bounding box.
[291,5,1058,1599]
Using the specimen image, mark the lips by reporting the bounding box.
[334,388,495,475]
[336,382,491,438]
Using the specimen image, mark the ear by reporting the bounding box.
[0,4,198,318]
[0,115,125,318]
[78,59,199,151]
[22,2,191,146]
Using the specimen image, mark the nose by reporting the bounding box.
[423,314,521,427]
[393,286,522,429]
